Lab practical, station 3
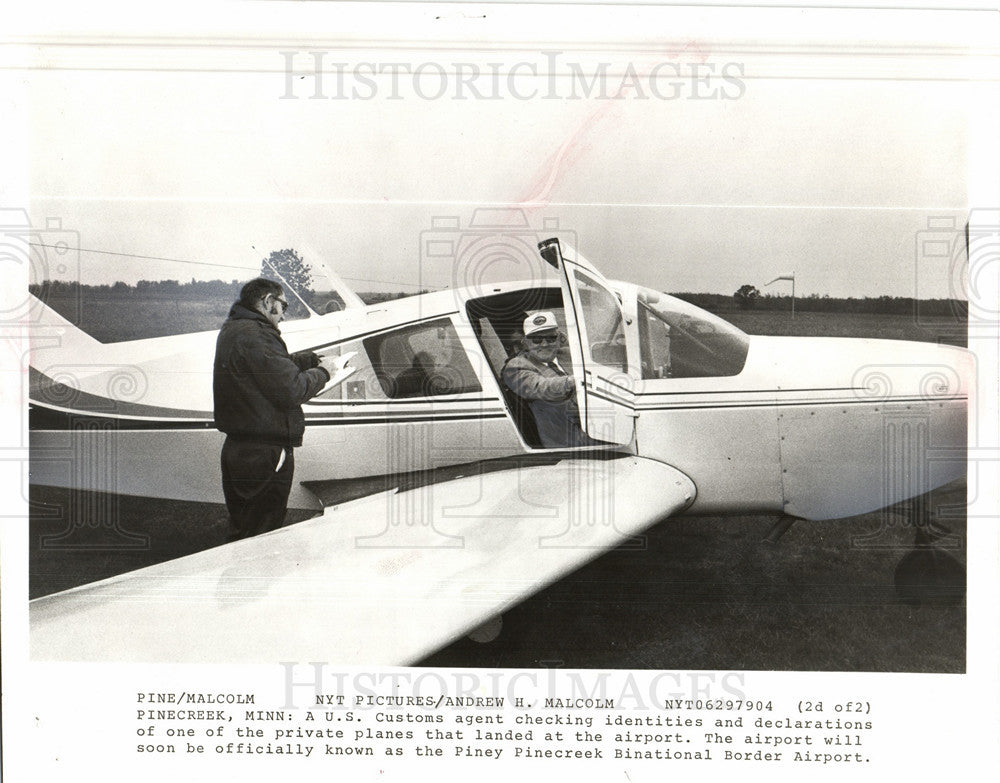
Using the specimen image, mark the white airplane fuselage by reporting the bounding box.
[28,277,970,522]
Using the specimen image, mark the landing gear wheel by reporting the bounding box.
[894,517,965,606]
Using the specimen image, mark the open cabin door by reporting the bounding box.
[538,238,637,448]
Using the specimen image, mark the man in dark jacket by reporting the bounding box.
[213,278,336,540]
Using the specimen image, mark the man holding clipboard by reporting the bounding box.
[212,278,351,540]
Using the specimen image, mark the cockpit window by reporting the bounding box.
[311,318,482,402]
[365,318,482,399]
[638,290,749,378]
[277,289,346,321]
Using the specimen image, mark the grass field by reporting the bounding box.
[39,295,231,342]
[28,307,967,672]
[38,293,968,348]
[422,482,966,672]
[29,480,966,672]
[726,310,967,347]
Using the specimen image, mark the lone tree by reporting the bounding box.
[261,249,313,317]
[734,284,761,310]
[261,248,312,292]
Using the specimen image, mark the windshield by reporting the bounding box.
[574,271,628,371]
[637,289,749,379]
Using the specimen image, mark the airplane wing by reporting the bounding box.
[30,455,695,665]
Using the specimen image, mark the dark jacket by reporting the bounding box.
[213,303,330,447]
[501,351,596,448]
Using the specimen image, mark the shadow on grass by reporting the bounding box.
[28,481,965,673]
[28,485,316,599]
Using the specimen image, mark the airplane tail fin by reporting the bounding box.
[261,252,366,314]
[321,265,366,310]
[28,292,103,354]
[28,291,115,404]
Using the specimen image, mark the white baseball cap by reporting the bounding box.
[523,311,559,337]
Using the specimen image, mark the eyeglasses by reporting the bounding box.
[267,295,289,313]
[528,335,558,345]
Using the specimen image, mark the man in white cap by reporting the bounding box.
[501,311,600,448]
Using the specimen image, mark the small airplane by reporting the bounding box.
[27,217,971,665]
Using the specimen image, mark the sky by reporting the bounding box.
[11,2,993,299]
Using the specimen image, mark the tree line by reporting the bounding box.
[30,278,245,299]
[27,278,415,307]
[686,288,966,318]
[28,246,968,319]
[28,279,966,318]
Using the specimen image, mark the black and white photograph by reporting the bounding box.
[2,1,998,780]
